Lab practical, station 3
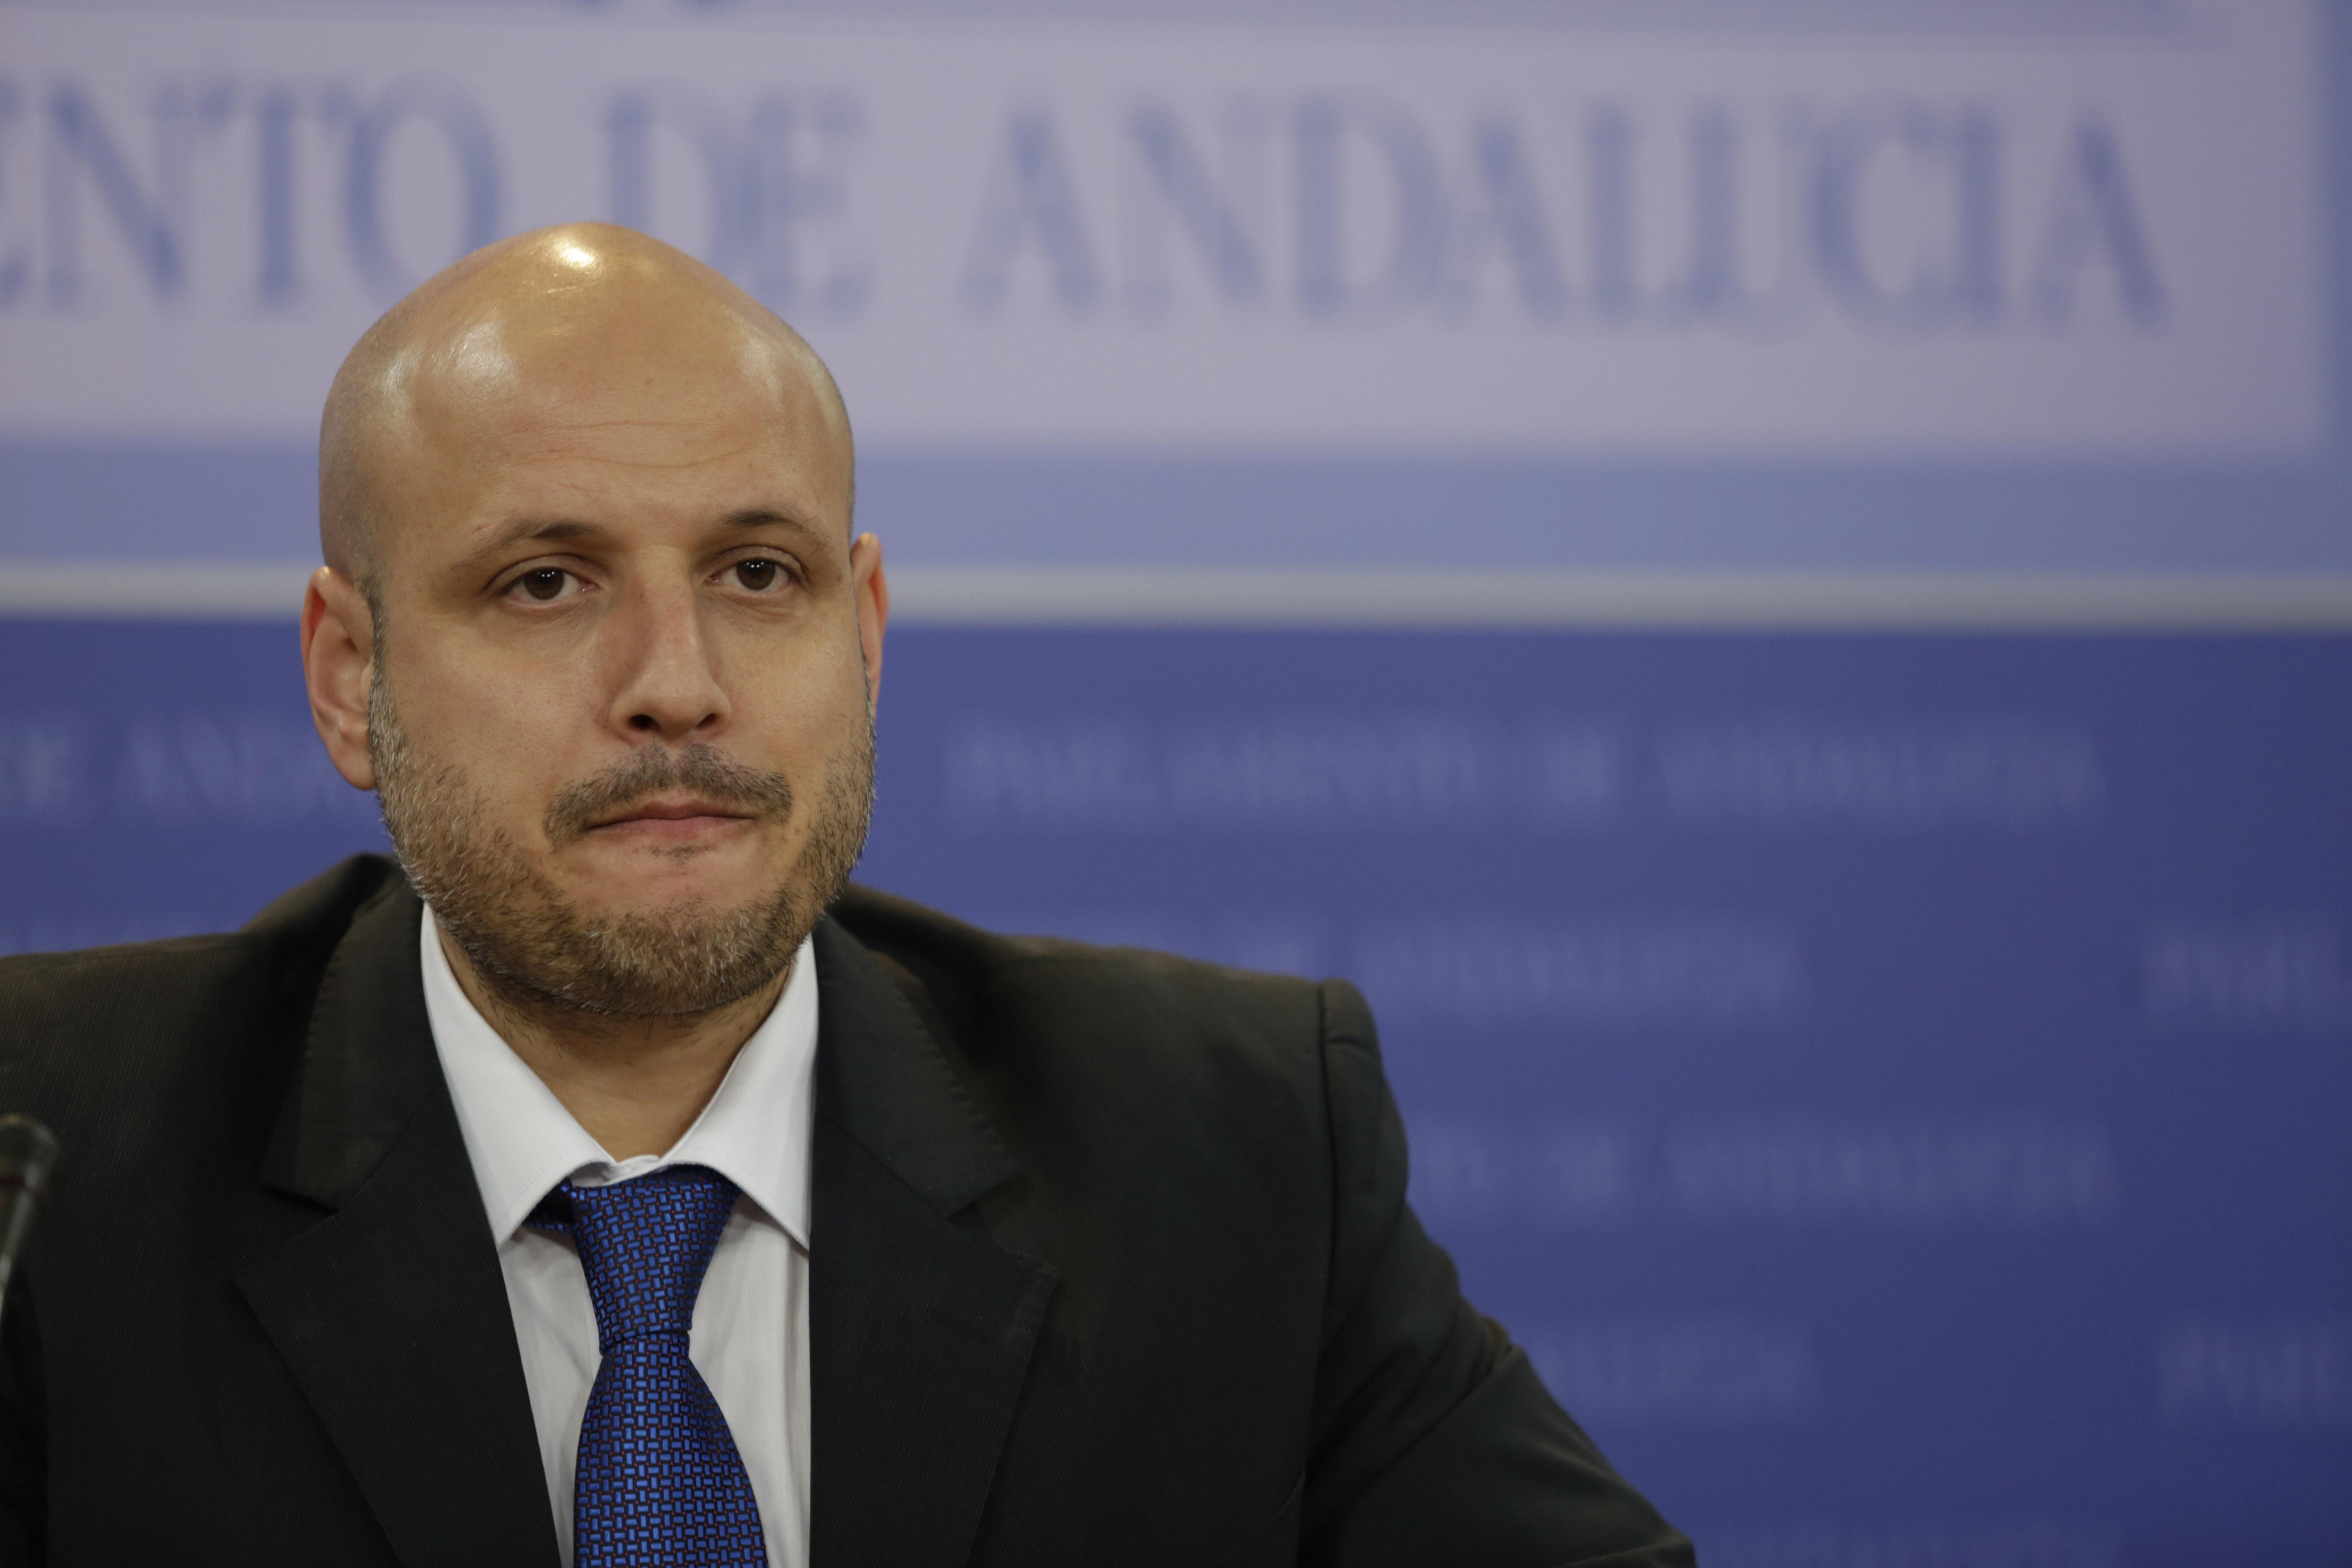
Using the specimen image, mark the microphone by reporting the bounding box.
[0,1115,60,1330]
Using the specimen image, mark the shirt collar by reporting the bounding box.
[419,904,816,1250]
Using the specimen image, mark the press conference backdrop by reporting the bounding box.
[2,0,2348,1559]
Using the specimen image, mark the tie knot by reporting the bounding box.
[531,1164,740,1352]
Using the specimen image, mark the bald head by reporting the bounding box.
[319,223,852,606]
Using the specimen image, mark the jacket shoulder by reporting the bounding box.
[830,880,1336,1079]
[0,855,405,1116]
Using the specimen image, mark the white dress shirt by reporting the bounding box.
[419,907,813,1568]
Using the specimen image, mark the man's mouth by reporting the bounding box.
[587,795,759,833]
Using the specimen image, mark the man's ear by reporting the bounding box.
[851,532,888,703]
[303,566,379,791]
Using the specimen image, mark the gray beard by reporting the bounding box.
[368,671,873,1019]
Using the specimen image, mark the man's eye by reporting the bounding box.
[731,558,784,592]
[515,568,575,602]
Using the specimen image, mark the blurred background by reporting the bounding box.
[2,0,2348,1559]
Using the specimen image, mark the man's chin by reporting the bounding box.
[560,879,783,931]
[473,864,809,1018]
[557,879,781,926]
[556,825,781,898]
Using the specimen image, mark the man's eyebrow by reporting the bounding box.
[716,508,826,544]
[461,517,605,571]
[459,509,826,573]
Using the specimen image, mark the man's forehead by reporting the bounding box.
[390,296,844,520]
[397,399,849,554]
[403,291,824,432]
[413,352,821,458]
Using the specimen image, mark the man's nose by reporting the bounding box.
[606,572,730,743]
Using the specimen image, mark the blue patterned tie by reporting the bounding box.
[530,1165,769,1568]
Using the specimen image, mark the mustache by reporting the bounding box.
[544,744,796,845]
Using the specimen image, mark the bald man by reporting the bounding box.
[0,225,1691,1568]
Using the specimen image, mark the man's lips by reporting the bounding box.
[587,796,758,831]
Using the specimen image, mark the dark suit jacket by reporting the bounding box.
[0,855,1691,1567]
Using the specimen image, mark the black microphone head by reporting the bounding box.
[0,1114,59,1196]
[0,1114,59,1314]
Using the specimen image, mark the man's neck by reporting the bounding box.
[436,924,789,1160]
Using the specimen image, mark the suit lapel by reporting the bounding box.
[231,878,1051,1568]
[810,917,1058,1568]
[237,877,558,1568]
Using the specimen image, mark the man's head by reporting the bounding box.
[302,222,885,1019]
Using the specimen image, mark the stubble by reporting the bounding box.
[369,672,873,1020]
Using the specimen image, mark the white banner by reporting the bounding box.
[0,2,2324,455]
